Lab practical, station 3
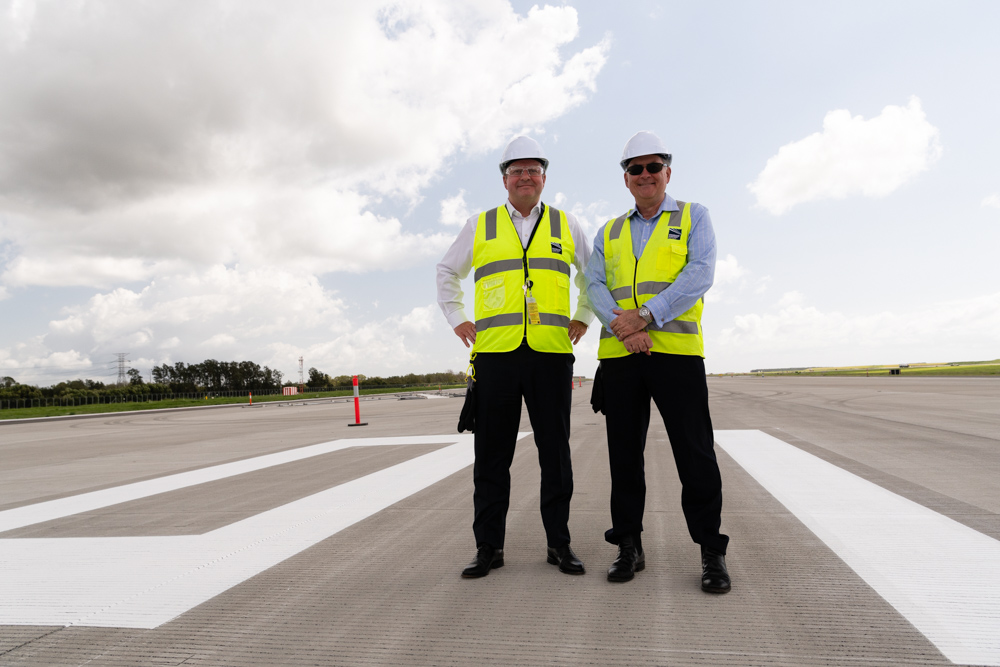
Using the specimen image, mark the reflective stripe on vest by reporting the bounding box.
[597,201,705,359]
[472,204,575,353]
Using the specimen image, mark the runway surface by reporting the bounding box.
[1,376,998,666]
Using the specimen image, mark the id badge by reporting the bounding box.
[525,293,541,325]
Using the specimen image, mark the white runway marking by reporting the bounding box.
[0,435,468,533]
[0,433,528,629]
[716,430,1000,667]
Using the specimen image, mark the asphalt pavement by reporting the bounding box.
[1,376,998,666]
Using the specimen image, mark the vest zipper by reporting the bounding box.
[630,210,665,310]
[521,203,545,341]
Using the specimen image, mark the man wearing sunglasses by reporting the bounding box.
[584,130,731,593]
[436,135,594,579]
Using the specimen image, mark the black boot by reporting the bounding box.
[461,544,504,578]
[607,535,645,582]
[547,544,585,575]
[701,546,731,594]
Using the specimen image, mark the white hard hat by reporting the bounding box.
[620,131,671,170]
[499,135,549,173]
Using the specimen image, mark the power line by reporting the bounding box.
[114,353,130,386]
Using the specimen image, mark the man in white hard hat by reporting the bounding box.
[584,130,731,592]
[437,135,595,578]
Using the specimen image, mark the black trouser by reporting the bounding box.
[472,345,575,549]
[601,352,729,554]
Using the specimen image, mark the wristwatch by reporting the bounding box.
[638,306,653,325]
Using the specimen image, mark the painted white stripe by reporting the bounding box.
[0,434,464,533]
[0,433,529,629]
[716,430,1000,667]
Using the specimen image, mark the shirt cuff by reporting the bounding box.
[644,297,671,328]
[571,307,595,326]
[445,309,470,330]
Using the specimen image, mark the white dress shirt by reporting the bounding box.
[436,200,595,329]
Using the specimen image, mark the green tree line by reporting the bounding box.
[0,358,285,401]
[306,368,465,389]
[151,360,284,393]
[0,361,464,403]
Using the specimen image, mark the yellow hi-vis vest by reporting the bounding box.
[597,201,705,359]
[472,204,574,354]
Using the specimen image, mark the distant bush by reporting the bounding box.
[305,368,465,391]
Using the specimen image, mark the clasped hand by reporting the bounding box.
[610,307,652,356]
[610,307,647,340]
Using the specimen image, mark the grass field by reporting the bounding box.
[739,360,1000,378]
[795,364,1000,377]
[0,385,465,421]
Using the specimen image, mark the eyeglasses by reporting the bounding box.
[505,166,545,178]
[625,162,668,176]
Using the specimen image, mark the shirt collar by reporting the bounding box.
[505,200,542,219]
[628,194,677,222]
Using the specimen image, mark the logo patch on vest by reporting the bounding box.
[550,242,562,254]
[667,227,682,240]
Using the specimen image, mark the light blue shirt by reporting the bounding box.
[584,193,716,333]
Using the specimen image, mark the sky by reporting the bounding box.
[1,0,998,386]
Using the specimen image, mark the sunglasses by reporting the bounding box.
[625,162,668,176]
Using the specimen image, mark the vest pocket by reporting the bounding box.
[531,272,570,316]
[479,276,505,312]
[656,244,687,277]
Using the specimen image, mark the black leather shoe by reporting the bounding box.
[701,547,731,594]
[547,544,585,575]
[607,535,645,582]
[461,544,504,578]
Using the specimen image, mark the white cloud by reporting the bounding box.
[713,291,1000,369]
[399,304,437,333]
[23,267,472,382]
[0,339,93,385]
[440,190,471,227]
[776,290,804,308]
[714,254,747,286]
[568,199,615,239]
[0,1,609,288]
[982,194,1000,209]
[47,266,347,358]
[267,303,459,377]
[705,254,770,304]
[748,97,942,215]
[202,333,236,348]
[0,285,9,300]
[2,0,37,50]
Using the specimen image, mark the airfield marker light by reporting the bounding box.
[349,375,368,427]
